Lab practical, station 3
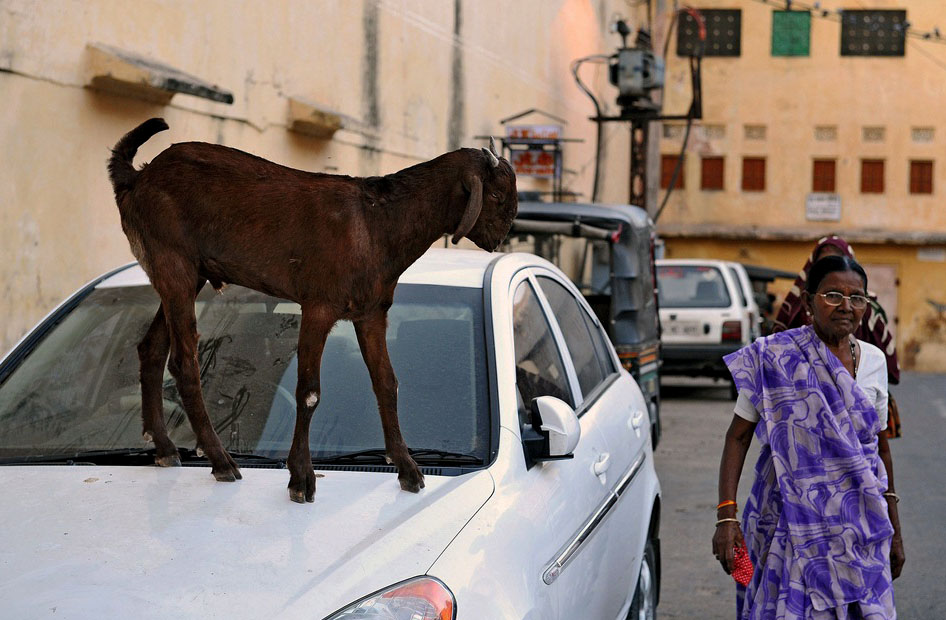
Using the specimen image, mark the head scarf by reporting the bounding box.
[774,235,900,384]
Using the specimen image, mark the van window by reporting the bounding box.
[657,265,732,308]
[728,267,748,307]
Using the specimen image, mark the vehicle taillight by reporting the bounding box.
[721,321,742,342]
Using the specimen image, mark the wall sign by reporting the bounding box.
[806,193,841,221]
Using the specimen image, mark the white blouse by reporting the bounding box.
[734,338,889,430]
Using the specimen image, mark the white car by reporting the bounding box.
[656,258,753,394]
[0,249,660,620]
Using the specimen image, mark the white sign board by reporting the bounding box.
[806,193,841,221]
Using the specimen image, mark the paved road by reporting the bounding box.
[653,372,946,618]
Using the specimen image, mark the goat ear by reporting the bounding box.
[452,175,483,244]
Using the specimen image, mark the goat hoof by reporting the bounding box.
[155,454,182,467]
[288,468,318,503]
[399,472,426,493]
[212,464,242,482]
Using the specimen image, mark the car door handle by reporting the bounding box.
[630,409,645,430]
[593,452,611,476]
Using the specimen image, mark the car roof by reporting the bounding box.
[95,249,542,291]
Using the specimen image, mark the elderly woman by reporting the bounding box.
[713,255,905,619]
[774,235,902,437]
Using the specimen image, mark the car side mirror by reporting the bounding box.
[522,396,581,466]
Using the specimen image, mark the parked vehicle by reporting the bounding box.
[503,201,662,446]
[726,261,763,341]
[0,248,660,620]
[655,259,753,397]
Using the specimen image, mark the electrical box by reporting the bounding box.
[610,49,665,99]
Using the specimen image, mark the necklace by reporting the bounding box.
[850,339,858,379]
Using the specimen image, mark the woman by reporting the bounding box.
[713,255,905,619]
[774,235,902,438]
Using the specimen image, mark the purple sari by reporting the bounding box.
[725,326,895,619]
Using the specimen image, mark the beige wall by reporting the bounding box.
[657,0,946,370]
[659,0,946,235]
[1,0,647,354]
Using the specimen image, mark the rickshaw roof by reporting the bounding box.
[516,201,653,232]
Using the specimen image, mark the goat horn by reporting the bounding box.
[489,136,500,156]
[483,144,500,168]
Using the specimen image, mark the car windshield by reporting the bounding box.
[0,281,490,461]
[657,265,732,308]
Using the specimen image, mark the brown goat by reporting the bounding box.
[107,118,517,503]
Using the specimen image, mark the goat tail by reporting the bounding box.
[107,118,169,202]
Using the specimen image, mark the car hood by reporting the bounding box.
[0,465,494,619]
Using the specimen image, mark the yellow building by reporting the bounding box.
[0,0,647,355]
[658,0,946,371]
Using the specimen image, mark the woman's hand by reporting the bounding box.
[890,534,905,579]
[712,521,745,574]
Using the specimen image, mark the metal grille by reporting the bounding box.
[772,10,811,56]
[701,157,725,190]
[840,10,906,56]
[678,9,741,57]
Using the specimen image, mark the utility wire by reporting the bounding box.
[571,54,612,202]
[747,0,946,46]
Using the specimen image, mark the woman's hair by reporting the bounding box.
[806,255,868,293]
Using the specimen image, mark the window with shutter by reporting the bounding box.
[841,10,906,56]
[910,160,933,194]
[701,157,725,190]
[742,157,766,192]
[861,160,885,194]
[812,159,836,193]
[678,10,741,57]
[661,155,685,189]
[772,11,810,56]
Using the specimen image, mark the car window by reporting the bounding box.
[657,265,732,308]
[536,276,608,398]
[728,267,748,307]
[512,280,574,409]
[583,311,618,376]
[0,283,490,460]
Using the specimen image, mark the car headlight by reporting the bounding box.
[325,576,456,620]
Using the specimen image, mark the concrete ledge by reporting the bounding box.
[85,43,233,105]
[288,97,342,139]
[657,223,946,246]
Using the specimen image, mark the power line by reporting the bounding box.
[748,0,946,46]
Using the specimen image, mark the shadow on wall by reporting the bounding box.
[903,298,946,372]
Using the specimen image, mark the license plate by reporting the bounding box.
[668,322,700,336]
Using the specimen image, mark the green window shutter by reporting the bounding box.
[772,11,810,57]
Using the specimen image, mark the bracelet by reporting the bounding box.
[716,500,737,510]
[883,492,900,503]
[715,518,740,527]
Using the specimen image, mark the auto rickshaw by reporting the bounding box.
[502,201,662,447]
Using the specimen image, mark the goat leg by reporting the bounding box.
[287,306,334,503]
[137,304,180,466]
[354,311,425,493]
[161,286,242,482]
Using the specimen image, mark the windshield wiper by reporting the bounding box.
[0,447,156,466]
[0,447,285,467]
[311,447,483,466]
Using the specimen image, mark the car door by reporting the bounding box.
[535,271,652,618]
[510,272,616,620]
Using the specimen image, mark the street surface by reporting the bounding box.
[654,372,946,618]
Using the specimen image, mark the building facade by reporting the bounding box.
[0,0,653,355]
[659,0,946,371]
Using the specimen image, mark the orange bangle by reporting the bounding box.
[717,500,737,510]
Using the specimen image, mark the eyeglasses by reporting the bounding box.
[818,292,869,309]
